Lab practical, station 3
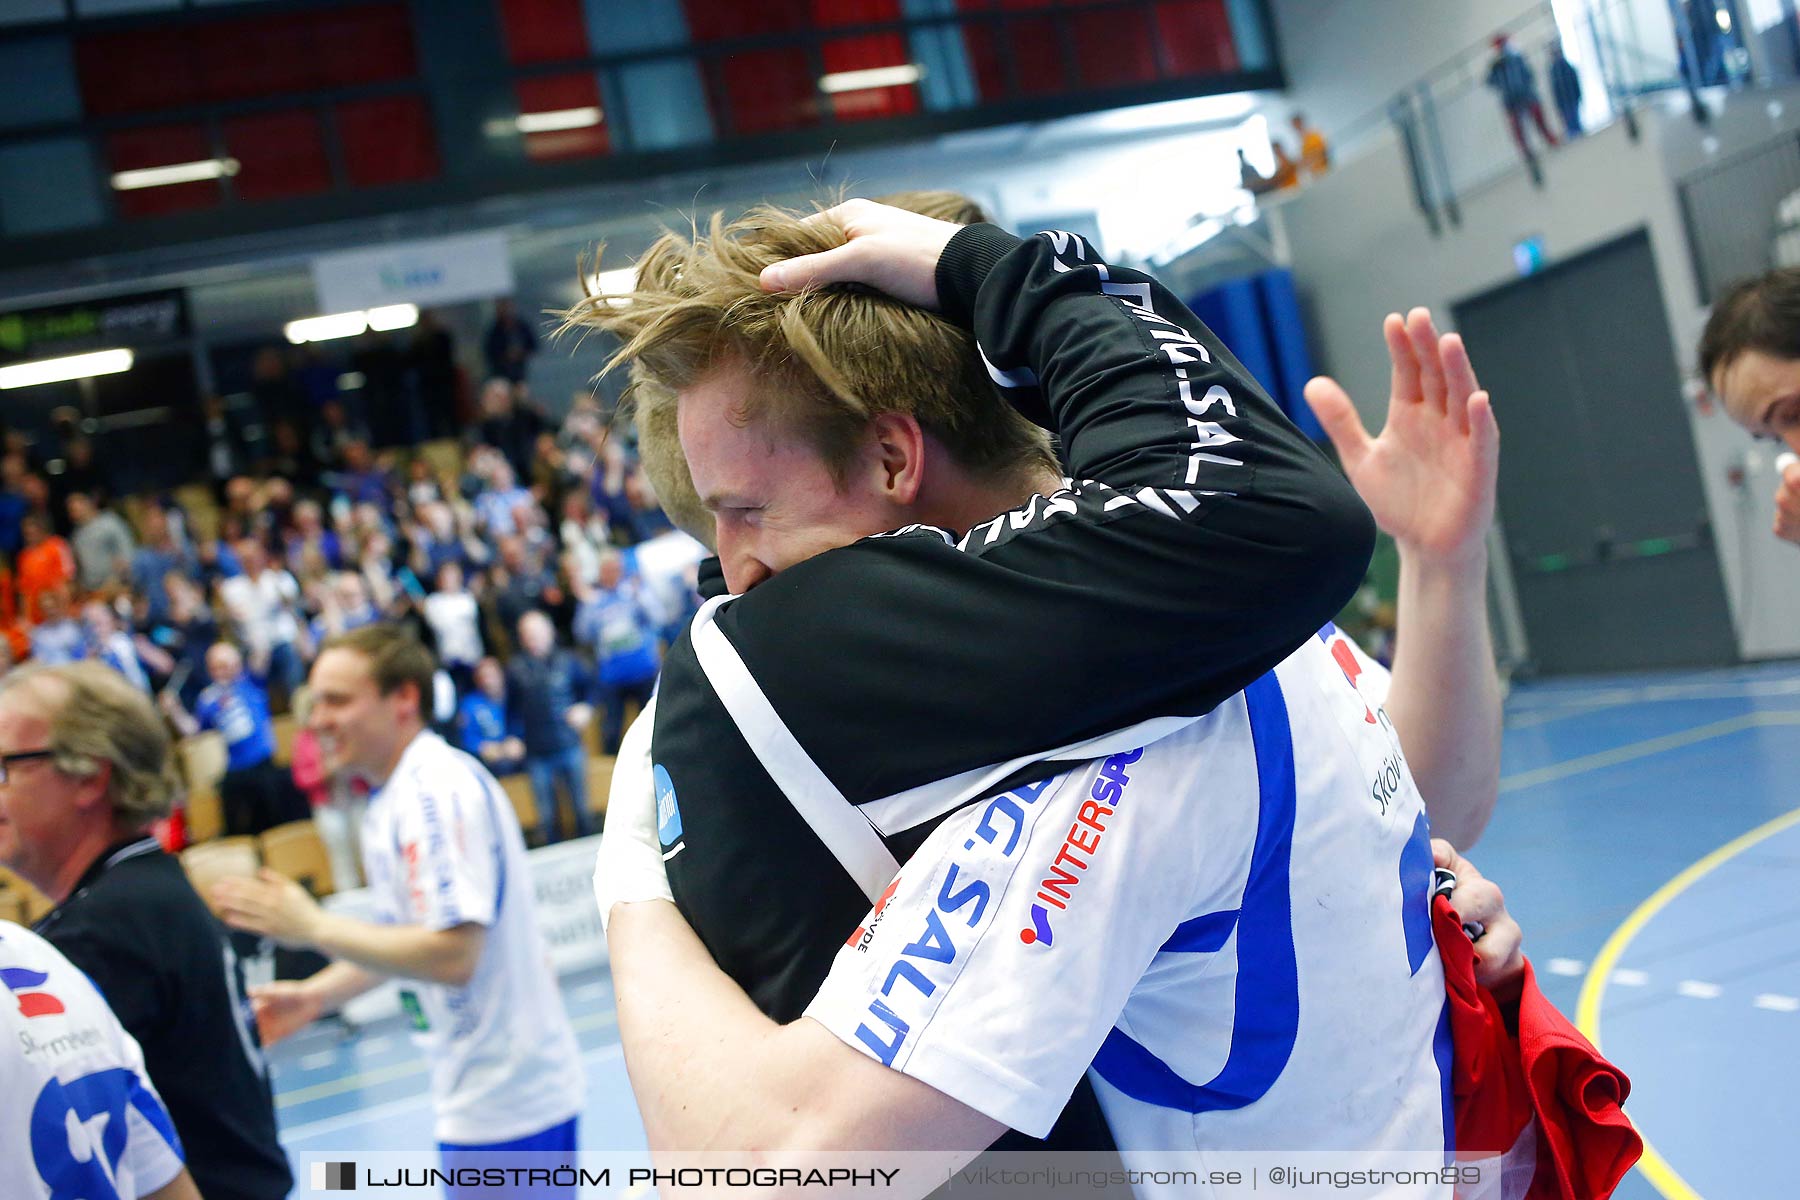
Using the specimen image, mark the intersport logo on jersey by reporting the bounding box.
[1021,748,1142,949]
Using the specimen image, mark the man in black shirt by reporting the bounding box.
[0,662,292,1200]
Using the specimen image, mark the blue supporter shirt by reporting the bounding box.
[573,587,660,686]
[29,620,87,666]
[193,677,277,771]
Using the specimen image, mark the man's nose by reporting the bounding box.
[716,526,771,595]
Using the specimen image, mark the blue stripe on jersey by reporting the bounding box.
[1090,670,1299,1113]
[129,1069,185,1158]
[1316,622,1337,643]
[1433,997,1455,1156]
[1160,908,1239,954]
[1400,810,1436,976]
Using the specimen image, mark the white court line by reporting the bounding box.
[281,1043,626,1142]
[1499,711,1800,793]
[1753,993,1800,1012]
[1546,958,1587,977]
[1676,980,1723,1000]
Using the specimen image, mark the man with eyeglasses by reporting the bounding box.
[0,662,292,1200]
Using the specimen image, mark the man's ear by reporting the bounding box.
[71,759,115,816]
[866,412,927,506]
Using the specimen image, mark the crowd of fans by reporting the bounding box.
[0,324,699,876]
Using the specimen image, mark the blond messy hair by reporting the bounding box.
[0,662,180,826]
[562,203,1055,549]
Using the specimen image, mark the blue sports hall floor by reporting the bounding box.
[269,661,1800,1200]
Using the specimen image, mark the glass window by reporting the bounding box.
[0,36,83,132]
[0,138,105,235]
[608,59,713,150]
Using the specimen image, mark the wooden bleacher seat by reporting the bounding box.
[177,732,229,844]
[271,714,299,766]
[259,820,335,897]
[179,837,260,916]
[178,732,228,794]
[500,773,538,840]
[185,789,224,845]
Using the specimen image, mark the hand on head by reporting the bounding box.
[758,199,963,311]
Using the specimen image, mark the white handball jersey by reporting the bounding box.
[806,628,1450,1184]
[0,921,186,1200]
[360,731,584,1144]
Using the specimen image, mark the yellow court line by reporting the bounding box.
[1576,805,1800,1200]
[1500,711,1800,793]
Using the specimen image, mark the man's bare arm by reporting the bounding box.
[610,899,1002,1160]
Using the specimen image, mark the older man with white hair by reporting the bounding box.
[0,662,291,1200]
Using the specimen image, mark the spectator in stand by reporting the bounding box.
[218,538,309,702]
[590,437,639,542]
[16,512,76,623]
[623,471,674,541]
[505,612,594,844]
[284,499,344,577]
[405,457,444,509]
[0,561,24,665]
[483,297,539,385]
[251,346,310,448]
[50,436,108,526]
[67,492,136,593]
[262,420,321,493]
[476,377,545,482]
[1487,33,1559,162]
[84,599,151,692]
[1292,112,1330,177]
[29,586,86,665]
[456,656,524,778]
[198,395,254,495]
[410,309,461,441]
[493,535,564,643]
[352,329,410,449]
[0,452,29,557]
[135,574,218,709]
[0,662,293,1200]
[162,643,305,837]
[1549,39,1583,138]
[473,458,536,539]
[571,550,660,755]
[329,440,394,510]
[411,500,485,582]
[1270,139,1301,190]
[559,491,610,587]
[288,686,366,891]
[130,505,197,624]
[423,561,485,694]
[310,399,368,472]
[308,572,380,648]
[194,531,243,592]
